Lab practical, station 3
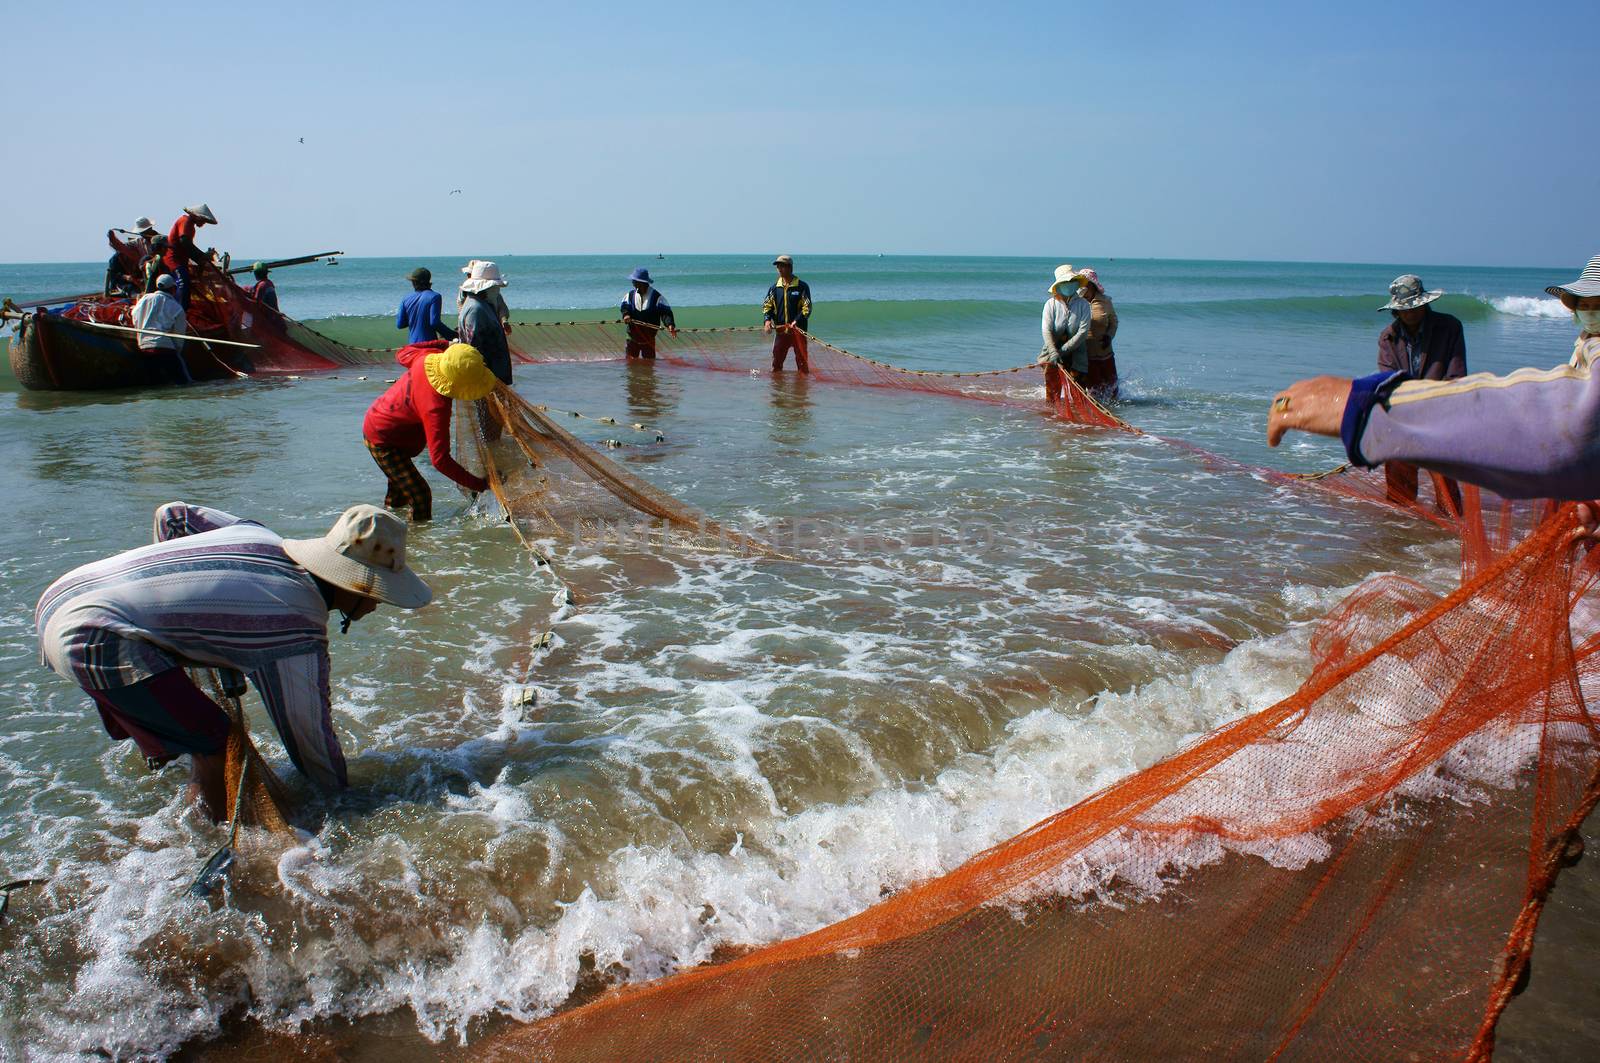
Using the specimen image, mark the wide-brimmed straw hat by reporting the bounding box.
[132,217,156,234]
[1545,254,1600,300]
[1072,267,1106,295]
[282,505,432,609]
[424,342,499,400]
[1380,274,1443,311]
[629,267,653,285]
[1048,264,1078,295]
[184,203,218,224]
[461,260,508,294]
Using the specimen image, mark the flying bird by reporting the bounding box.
[449,189,463,195]
[298,137,304,144]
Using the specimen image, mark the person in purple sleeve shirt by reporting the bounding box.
[1267,260,1600,541]
[1375,274,1467,513]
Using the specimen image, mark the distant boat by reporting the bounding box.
[656,254,665,260]
[326,257,340,266]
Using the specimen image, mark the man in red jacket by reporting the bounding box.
[162,203,218,308]
[362,343,499,522]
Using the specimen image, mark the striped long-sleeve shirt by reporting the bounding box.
[35,502,346,788]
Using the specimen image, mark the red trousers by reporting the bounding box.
[1385,461,1463,517]
[1085,354,1118,394]
[1043,363,1086,402]
[772,329,810,373]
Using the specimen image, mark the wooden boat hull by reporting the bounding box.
[7,311,238,391]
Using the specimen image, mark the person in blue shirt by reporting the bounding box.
[396,268,456,345]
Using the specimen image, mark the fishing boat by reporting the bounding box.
[3,244,384,391]
[5,307,246,390]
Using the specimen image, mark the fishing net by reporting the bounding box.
[195,670,296,834]
[474,494,1600,1061]
[454,381,776,558]
[499,320,1461,528]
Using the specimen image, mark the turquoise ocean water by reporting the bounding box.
[0,254,1593,1058]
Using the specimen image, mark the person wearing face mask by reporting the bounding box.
[1375,274,1467,512]
[33,502,432,821]
[1039,264,1092,402]
[1550,254,1600,370]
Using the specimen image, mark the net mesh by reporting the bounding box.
[473,496,1600,1061]
[195,670,297,834]
[455,383,777,558]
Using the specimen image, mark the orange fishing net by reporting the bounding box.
[473,495,1600,1060]
[456,385,777,558]
[196,670,296,834]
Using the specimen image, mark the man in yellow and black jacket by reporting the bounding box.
[762,254,812,373]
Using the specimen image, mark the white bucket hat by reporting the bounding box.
[184,203,218,224]
[282,505,432,609]
[460,259,481,275]
[132,216,156,233]
[1048,264,1078,295]
[461,260,508,294]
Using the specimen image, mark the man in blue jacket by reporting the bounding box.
[762,254,812,373]
[621,267,677,359]
[397,268,456,345]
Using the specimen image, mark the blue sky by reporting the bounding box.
[2,0,1592,266]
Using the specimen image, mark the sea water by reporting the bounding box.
[0,255,1590,1058]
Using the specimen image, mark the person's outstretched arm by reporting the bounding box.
[1268,366,1600,500]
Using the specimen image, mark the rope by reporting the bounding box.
[532,404,666,442]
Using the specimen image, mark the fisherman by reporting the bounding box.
[1550,253,1600,370]
[161,203,219,309]
[141,237,170,294]
[246,262,279,311]
[1076,267,1119,394]
[126,217,159,259]
[102,252,140,300]
[102,218,157,299]
[130,274,192,385]
[620,267,678,359]
[762,254,812,373]
[458,259,513,332]
[458,262,513,384]
[1374,274,1467,512]
[1039,264,1091,402]
[34,501,432,821]
[1268,359,1600,502]
[362,342,497,522]
[396,267,457,345]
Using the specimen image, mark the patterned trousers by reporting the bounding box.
[366,441,432,522]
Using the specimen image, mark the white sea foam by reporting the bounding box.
[1488,294,1571,319]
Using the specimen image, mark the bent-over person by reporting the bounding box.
[35,501,432,821]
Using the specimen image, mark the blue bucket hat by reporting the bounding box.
[629,267,652,285]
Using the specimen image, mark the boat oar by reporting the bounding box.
[223,250,343,276]
[189,751,248,898]
[188,669,256,898]
[75,320,261,349]
[0,878,48,925]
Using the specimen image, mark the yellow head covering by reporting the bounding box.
[424,343,499,400]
